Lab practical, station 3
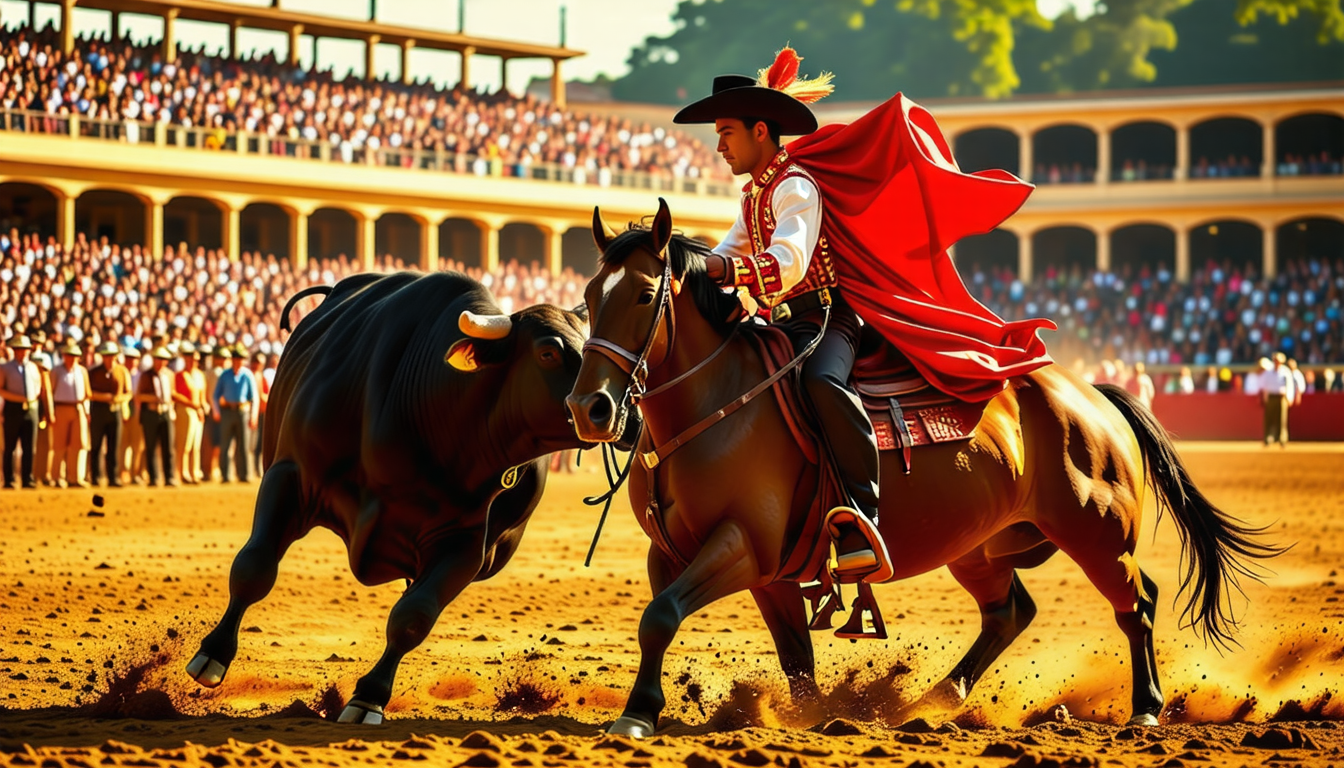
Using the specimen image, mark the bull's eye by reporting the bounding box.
[637,291,655,306]
[535,337,563,370]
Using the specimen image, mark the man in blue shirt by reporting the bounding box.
[213,348,256,483]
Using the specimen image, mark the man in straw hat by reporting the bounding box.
[88,341,132,487]
[674,47,1055,584]
[51,339,92,488]
[173,342,207,484]
[0,334,42,488]
[136,346,178,487]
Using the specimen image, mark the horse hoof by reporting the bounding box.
[920,677,968,711]
[1127,713,1160,727]
[337,700,385,725]
[606,715,656,738]
[184,653,228,688]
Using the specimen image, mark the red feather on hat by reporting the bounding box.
[764,47,801,90]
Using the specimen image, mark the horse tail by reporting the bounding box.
[279,285,333,332]
[1095,383,1288,650]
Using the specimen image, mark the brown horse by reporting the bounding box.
[566,200,1284,737]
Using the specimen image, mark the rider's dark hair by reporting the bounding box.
[598,227,744,337]
[739,116,782,146]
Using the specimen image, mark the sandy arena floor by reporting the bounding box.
[0,442,1341,767]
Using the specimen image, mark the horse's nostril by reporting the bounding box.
[588,393,614,426]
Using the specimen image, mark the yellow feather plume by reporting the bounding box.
[781,72,835,104]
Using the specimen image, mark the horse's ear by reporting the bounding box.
[650,198,673,259]
[592,207,619,253]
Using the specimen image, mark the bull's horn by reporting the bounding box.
[459,310,512,340]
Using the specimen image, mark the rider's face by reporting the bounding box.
[715,118,766,177]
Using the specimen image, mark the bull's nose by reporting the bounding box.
[566,390,617,439]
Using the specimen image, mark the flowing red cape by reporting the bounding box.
[787,93,1057,402]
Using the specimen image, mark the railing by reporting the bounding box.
[0,107,737,198]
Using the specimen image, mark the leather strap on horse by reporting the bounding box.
[640,290,832,470]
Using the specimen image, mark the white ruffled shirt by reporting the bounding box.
[712,174,823,299]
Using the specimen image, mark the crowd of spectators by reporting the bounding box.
[1277,151,1343,177]
[1113,158,1174,181]
[1033,162,1096,184]
[0,26,729,184]
[964,256,1343,370]
[1191,154,1258,179]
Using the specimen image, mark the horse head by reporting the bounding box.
[567,199,742,444]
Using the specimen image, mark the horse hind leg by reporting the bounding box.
[751,581,820,702]
[926,548,1045,711]
[1120,569,1163,726]
[187,459,305,688]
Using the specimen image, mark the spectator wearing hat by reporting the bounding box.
[1261,352,1294,448]
[213,347,256,483]
[136,346,178,487]
[203,346,228,482]
[119,346,144,485]
[173,342,207,485]
[32,347,57,487]
[87,341,131,487]
[1,334,42,488]
[51,340,93,488]
[248,351,270,476]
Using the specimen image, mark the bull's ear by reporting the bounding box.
[445,339,482,372]
[650,198,673,260]
[571,302,589,325]
[592,207,619,253]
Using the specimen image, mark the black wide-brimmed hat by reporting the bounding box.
[673,48,833,137]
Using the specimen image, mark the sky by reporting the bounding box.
[0,0,1096,94]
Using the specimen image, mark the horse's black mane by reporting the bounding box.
[598,226,744,336]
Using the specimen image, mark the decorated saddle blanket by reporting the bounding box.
[744,324,990,582]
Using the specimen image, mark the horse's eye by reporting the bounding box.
[637,292,655,306]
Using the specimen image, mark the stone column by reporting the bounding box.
[60,0,75,55]
[223,203,240,261]
[229,19,241,59]
[1096,129,1111,186]
[365,34,380,79]
[550,58,565,109]
[57,191,76,251]
[544,225,563,277]
[288,207,311,270]
[459,46,475,90]
[358,212,377,271]
[1262,224,1276,278]
[1261,120,1274,178]
[1018,231,1033,282]
[500,57,510,94]
[1096,229,1111,272]
[163,9,179,62]
[111,11,120,41]
[1174,124,1189,181]
[145,198,164,260]
[421,217,439,272]
[288,24,304,66]
[1019,130,1033,182]
[401,40,415,85]
[477,219,499,271]
[1175,225,1190,282]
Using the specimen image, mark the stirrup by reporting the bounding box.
[834,581,888,640]
[801,580,844,631]
[825,506,894,584]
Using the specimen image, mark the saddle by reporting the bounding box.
[746,323,990,640]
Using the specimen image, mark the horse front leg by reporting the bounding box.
[751,581,819,701]
[609,520,764,737]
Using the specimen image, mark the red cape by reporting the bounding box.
[787,93,1056,402]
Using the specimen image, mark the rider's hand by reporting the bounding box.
[706,255,730,285]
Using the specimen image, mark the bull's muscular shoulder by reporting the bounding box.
[271,272,502,481]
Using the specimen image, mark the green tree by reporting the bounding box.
[614,0,1344,102]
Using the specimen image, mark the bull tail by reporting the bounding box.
[279,285,333,332]
[1095,383,1289,650]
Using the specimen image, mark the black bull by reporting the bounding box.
[185,271,628,723]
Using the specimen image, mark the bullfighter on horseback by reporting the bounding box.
[674,47,1057,584]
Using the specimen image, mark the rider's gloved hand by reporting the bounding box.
[705,255,731,285]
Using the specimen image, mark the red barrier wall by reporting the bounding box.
[1149,392,1344,441]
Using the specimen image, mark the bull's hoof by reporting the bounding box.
[606,715,656,738]
[185,653,228,688]
[338,699,385,725]
[1127,712,1160,727]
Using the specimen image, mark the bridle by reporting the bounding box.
[580,246,676,409]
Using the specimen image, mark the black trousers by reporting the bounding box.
[219,408,251,481]
[781,291,881,521]
[140,411,175,485]
[3,402,38,486]
[89,403,122,485]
